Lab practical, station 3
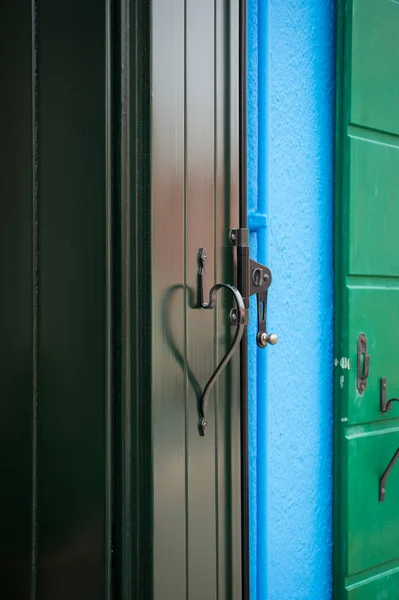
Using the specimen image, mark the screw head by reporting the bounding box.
[230,230,236,243]
[263,273,269,282]
[230,309,238,324]
[268,333,278,345]
[258,332,278,348]
[199,418,208,436]
[360,383,366,391]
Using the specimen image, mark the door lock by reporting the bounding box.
[197,228,277,436]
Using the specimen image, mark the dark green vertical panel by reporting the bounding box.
[37,1,107,597]
[151,1,187,598]
[215,1,241,598]
[215,1,229,596]
[0,1,33,597]
[226,2,242,595]
[117,1,134,598]
[113,0,152,598]
[105,0,113,597]
[185,1,217,598]
[149,0,241,597]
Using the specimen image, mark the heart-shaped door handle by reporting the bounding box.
[198,248,246,436]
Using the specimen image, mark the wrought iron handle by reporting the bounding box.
[380,377,399,413]
[380,446,399,502]
[198,248,246,436]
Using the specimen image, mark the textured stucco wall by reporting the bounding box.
[247,1,335,599]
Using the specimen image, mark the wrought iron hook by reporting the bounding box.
[380,446,399,502]
[380,377,399,413]
[198,248,246,436]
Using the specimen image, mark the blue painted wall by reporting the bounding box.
[247,1,335,599]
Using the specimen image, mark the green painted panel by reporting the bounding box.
[345,286,399,425]
[351,0,399,134]
[346,566,399,600]
[335,0,399,597]
[349,135,399,276]
[347,427,399,574]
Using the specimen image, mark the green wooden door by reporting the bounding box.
[0,1,242,599]
[335,1,399,597]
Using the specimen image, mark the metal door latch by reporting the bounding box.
[380,446,399,502]
[380,377,399,413]
[197,228,277,436]
[357,333,370,394]
[229,228,278,348]
[248,257,278,348]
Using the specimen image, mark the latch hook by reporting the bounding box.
[248,258,278,348]
[197,230,277,436]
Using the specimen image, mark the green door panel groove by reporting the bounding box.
[335,0,399,598]
[350,0,399,136]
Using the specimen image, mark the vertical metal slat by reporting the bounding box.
[105,0,113,597]
[31,0,39,596]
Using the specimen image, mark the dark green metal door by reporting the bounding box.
[335,0,399,597]
[144,0,242,598]
[149,1,242,598]
[0,1,242,598]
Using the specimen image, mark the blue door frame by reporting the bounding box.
[247,1,335,598]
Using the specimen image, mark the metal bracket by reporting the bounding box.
[357,333,370,394]
[230,228,278,348]
[380,377,399,413]
[249,258,277,348]
[380,446,399,502]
